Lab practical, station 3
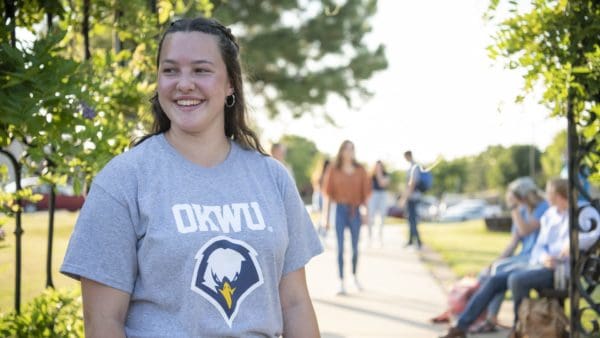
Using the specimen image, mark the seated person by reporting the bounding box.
[440,178,600,338]
[471,177,548,333]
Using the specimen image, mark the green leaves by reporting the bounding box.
[281,135,321,193]
[429,144,544,196]
[1,0,387,206]
[488,0,600,183]
[215,0,388,117]
[0,289,83,337]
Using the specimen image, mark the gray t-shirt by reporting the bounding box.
[407,163,421,201]
[61,134,323,337]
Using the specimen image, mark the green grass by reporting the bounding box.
[0,211,79,313]
[419,219,512,277]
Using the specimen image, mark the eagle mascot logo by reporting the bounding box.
[190,236,264,327]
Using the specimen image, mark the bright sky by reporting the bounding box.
[255,0,565,170]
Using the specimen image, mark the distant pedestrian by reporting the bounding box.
[312,158,332,237]
[311,158,330,212]
[367,160,390,246]
[399,150,422,248]
[322,140,371,294]
[271,142,295,180]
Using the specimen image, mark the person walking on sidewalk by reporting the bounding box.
[271,142,295,180]
[312,158,332,237]
[61,17,322,337]
[322,140,372,294]
[399,150,422,248]
[367,160,390,246]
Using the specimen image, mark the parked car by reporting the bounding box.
[418,195,440,221]
[3,177,85,212]
[387,195,439,221]
[438,199,491,222]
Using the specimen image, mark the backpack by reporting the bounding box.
[510,298,569,338]
[415,166,433,192]
[447,277,480,316]
[430,276,486,329]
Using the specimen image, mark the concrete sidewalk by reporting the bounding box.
[305,224,511,338]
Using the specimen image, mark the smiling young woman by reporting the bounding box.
[61,17,323,338]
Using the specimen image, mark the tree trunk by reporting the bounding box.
[149,0,157,22]
[4,0,16,47]
[46,11,53,30]
[46,185,56,288]
[83,0,91,60]
[0,149,23,313]
[114,9,125,66]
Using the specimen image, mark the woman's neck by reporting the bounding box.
[165,129,230,168]
[555,200,568,213]
[341,160,354,168]
[340,160,355,175]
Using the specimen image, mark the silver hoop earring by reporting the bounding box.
[225,94,236,108]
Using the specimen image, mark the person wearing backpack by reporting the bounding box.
[399,150,424,249]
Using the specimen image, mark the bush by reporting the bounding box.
[0,215,7,241]
[0,288,83,337]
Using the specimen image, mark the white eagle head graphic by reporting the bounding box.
[191,236,264,327]
[202,248,245,309]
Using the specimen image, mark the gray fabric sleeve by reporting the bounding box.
[60,182,138,294]
[279,164,323,276]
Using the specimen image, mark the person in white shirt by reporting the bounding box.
[440,178,600,338]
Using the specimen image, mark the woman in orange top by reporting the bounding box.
[322,140,372,294]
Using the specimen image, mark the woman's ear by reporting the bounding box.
[227,80,234,96]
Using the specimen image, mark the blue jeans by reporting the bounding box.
[407,199,421,245]
[508,267,554,320]
[485,255,531,319]
[368,190,387,240]
[457,267,554,330]
[335,203,361,279]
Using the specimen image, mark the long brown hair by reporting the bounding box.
[134,17,266,155]
[334,140,359,169]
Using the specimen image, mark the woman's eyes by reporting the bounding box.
[161,68,210,74]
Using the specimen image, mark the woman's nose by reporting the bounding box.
[176,74,195,92]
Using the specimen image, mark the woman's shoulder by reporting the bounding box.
[108,137,155,167]
[241,146,297,189]
[540,205,559,223]
[536,199,550,210]
[234,144,281,173]
[356,164,368,176]
[94,135,160,186]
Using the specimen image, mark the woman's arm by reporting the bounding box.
[321,195,331,230]
[496,232,520,260]
[279,268,320,338]
[321,167,333,230]
[81,278,130,338]
[511,208,540,237]
[362,168,372,224]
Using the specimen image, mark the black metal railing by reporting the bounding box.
[0,149,23,313]
[567,99,600,337]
